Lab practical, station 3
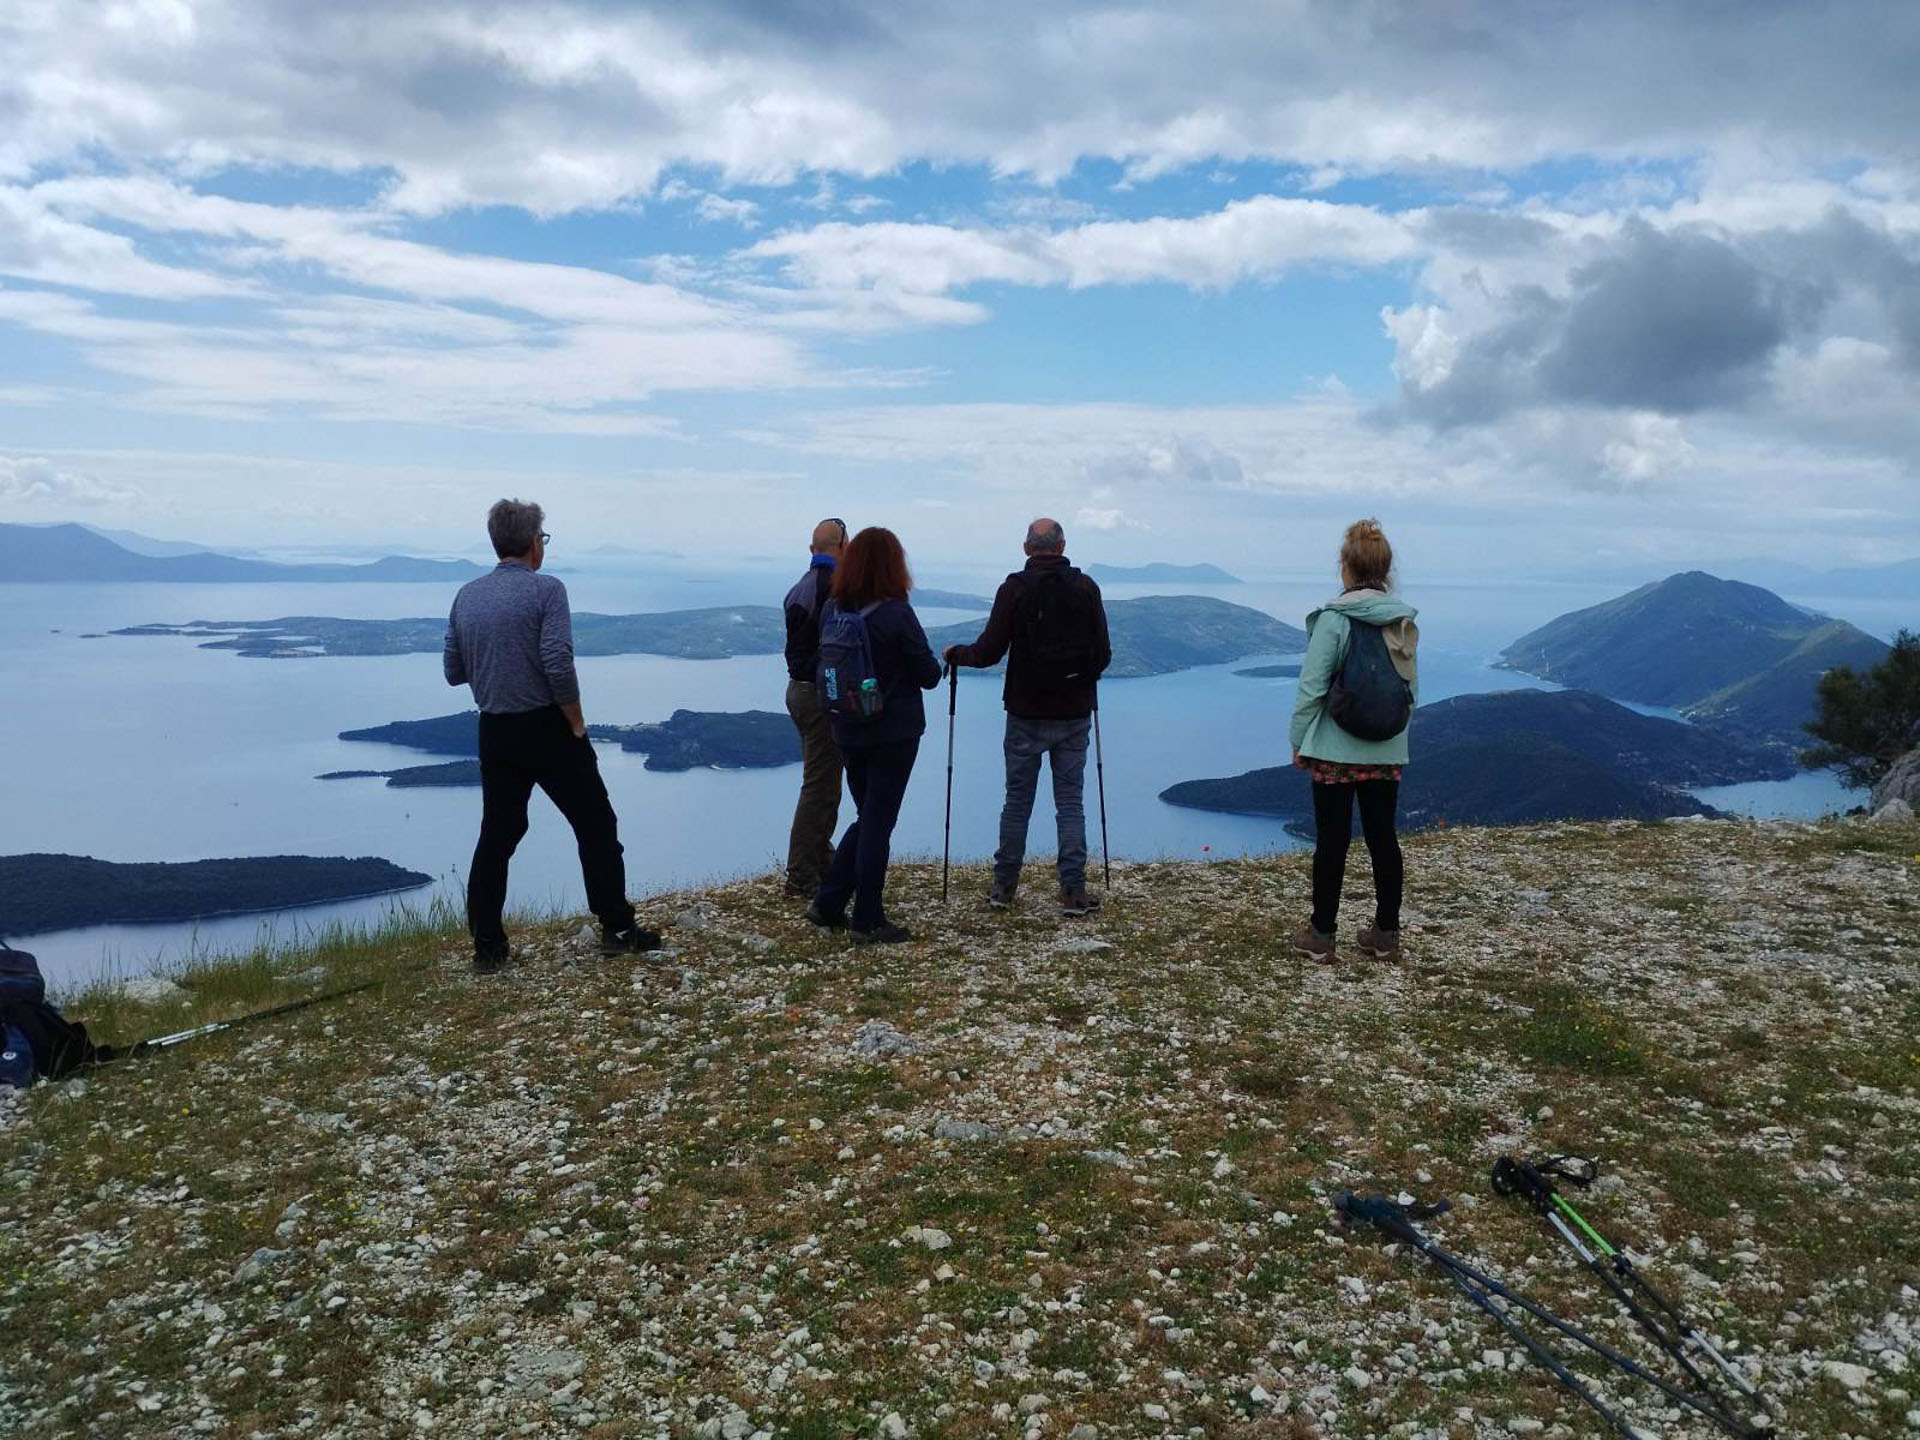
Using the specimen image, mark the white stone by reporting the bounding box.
[1824,1360,1874,1390]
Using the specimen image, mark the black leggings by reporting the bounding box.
[1310,778,1403,934]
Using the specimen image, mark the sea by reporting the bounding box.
[4,561,1902,993]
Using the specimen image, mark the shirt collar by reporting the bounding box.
[809,553,837,570]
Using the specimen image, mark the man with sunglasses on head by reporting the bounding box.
[443,498,659,973]
[781,516,849,899]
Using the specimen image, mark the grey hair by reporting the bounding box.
[1025,519,1065,552]
[487,498,544,558]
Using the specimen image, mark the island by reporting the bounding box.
[116,606,789,659]
[1085,562,1243,585]
[1498,572,1889,749]
[122,594,1305,676]
[1233,663,1302,679]
[926,594,1306,678]
[909,588,994,610]
[333,709,800,773]
[3,522,483,584]
[318,762,483,788]
[1,854,434,935]
[1155,689,1781,833]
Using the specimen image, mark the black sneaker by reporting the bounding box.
[473,941,511,974]
[988,883,1016,911]
[805,903,846,930]
[849,921,912,945]
[600,925,663,956]
[1059,888,1102,916]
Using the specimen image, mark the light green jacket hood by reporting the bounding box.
[1288,590,1421,765]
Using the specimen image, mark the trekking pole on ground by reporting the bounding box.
[1092,697,1111,891]
[1338,1189,1766,1440]
[942,662,958,903]
[121,982,378,1058]
[1493,1156,1773,1428]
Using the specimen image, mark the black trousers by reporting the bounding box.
[1310,778,1403,934]
[814,737,920,930]
[468,706,635,947]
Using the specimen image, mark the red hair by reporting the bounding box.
[832,526,914,608]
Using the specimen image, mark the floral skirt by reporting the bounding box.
[1308,759,1404,785]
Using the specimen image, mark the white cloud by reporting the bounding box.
[0,454,140,507]
[694,193,761,228]
[1076,506,1145,532]
[4,4,1912,214]
[746,196,1418,307]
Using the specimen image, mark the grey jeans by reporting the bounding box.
[785,679,843,892]
[995,714,1092,893]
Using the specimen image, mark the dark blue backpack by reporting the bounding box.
[816,599,886,721]
[0,941,99,1087]
[1326,619,1414,743]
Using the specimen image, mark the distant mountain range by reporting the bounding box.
[1085,562,1242,585]
[1159,689,1766,831]
[126,594,1305,678]
[926,594,1304,678]
[1499,572,1890,749]
[1,522,483,583]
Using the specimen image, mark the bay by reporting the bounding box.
[1,562,1885,991]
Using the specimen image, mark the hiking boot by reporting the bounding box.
[1355,925,1403,962]
[805,903,846,930]
[600,925,664,956]
[988,883,1017,911]
[1059,887,1102,916]
[850,921,912,945]
[473,940,511,974]
[1290,923,1336,963]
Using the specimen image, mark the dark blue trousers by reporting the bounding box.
[813,738,920,930]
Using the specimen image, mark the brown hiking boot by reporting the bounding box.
[1355,925,1402,962]
[1059,887,1102,916]
[1290,923,1335,962]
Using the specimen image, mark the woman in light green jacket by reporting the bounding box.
[1287,519,1419,963]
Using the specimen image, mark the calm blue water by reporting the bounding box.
[0,562,1881,991]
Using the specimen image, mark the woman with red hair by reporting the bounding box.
[807,526,943,943]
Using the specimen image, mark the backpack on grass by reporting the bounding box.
[1326,619,1414,742]
[1015,568,1099,692]
[816,599,887,721]
[0,940,100,1088]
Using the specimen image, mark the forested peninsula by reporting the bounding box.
[1,854,433,935]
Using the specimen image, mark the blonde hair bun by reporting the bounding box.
[1340,518,1394,590]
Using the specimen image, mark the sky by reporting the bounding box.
[1,0,1918,577]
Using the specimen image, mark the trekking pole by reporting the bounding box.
[942,662,958,904]
[125,982,378,1057]
[1493,1156,1773,1427]
[1092,696,1111,891]
[1339,1189,1762,1439]
[1337,1191,1637,1437]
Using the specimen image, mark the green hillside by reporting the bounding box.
[1499,572,1889,744]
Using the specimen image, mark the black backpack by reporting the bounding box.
[816,599,887,721]
[0,941,101,1088]
[1326,620,1413,742]
[1014,569,1099,692]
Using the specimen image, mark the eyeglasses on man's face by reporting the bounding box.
[539,532,552,545]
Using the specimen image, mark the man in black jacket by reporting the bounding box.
[781,517,847,898]
[944,518,1112,914]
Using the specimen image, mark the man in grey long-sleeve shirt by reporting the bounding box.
[444,499,658,972]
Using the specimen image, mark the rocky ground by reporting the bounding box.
[1,814,1916,1440]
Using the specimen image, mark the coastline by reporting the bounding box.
[10,877,436,944]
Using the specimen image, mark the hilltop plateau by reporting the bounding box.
[2,815,1914,1440]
